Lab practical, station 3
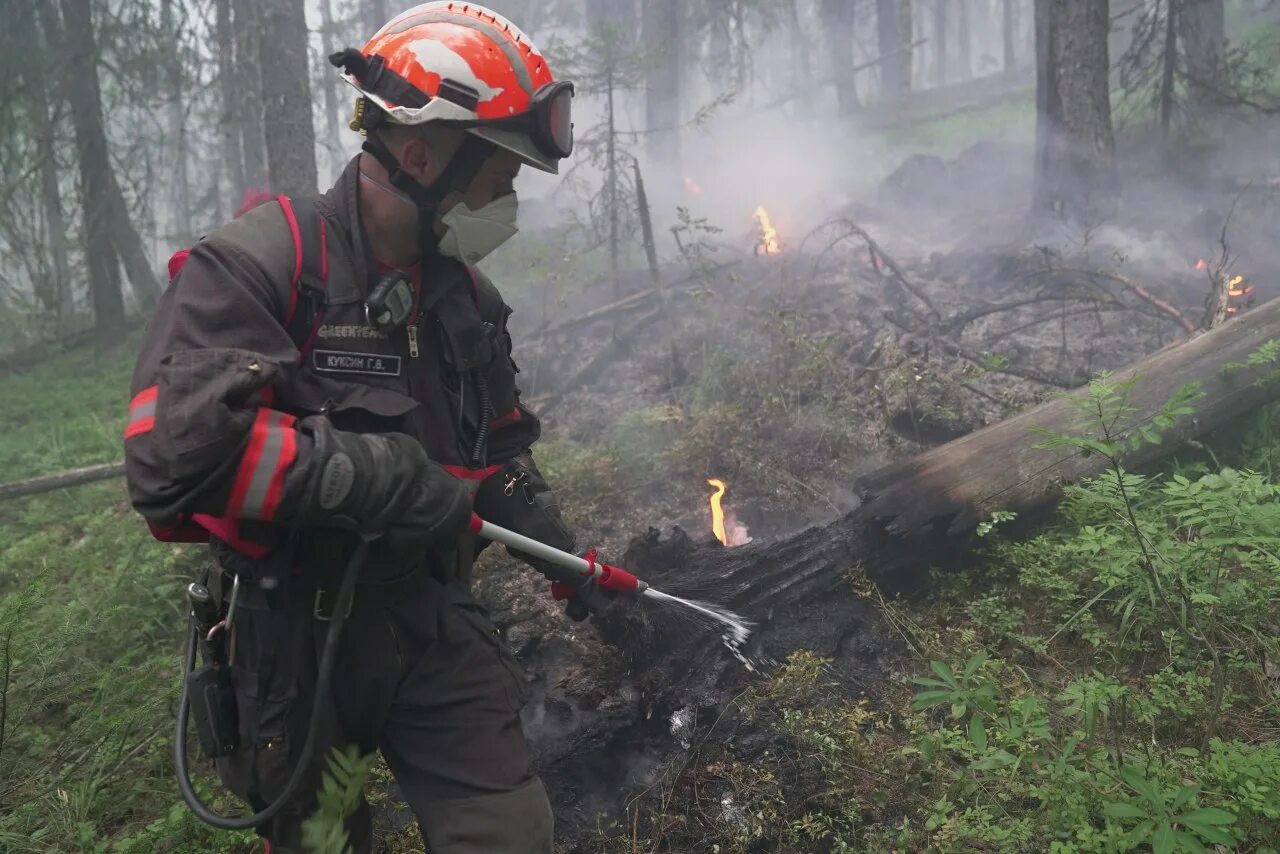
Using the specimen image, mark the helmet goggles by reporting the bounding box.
[440,81,575,160]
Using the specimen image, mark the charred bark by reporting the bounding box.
[1033,0,1116,219]
[257,0,319,196]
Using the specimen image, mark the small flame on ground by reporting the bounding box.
[684,176,703,195]
[1194,258,1209,271]
[707,478,752,547]
[753,206,781,255]
[708,478,728,545]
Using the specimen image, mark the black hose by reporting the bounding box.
[469,370,491,467]
[174,537,371,830]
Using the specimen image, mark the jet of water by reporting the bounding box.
[642,588,757,672]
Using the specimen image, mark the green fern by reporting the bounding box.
[300,745,378,854]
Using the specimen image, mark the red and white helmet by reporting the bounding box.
[333,2,573,174]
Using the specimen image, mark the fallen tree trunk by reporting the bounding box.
[857,292,1280,548]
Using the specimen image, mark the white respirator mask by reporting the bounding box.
[436,192,519,264]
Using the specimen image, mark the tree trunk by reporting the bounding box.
[47,0,126,343]
[958,0,972,80]
[932,0,948,86]
[1003,0,1017,72]
[643,0,682,175]
[257,0,318,196]
[788,0,814,114]
[215,0,244,212]
[878,0,907,98]
[1160,0,1179,136]
[320,0,344,139]
[1180,0,1225,114]
[106,171,162,311]
[899,0,914,93]
[233,0,269,191]
[821,0,858,114]
[161,0,192,241]
[1033,0,1116,218]
[19,4,70,325]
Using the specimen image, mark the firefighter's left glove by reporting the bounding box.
[289,417,472,553]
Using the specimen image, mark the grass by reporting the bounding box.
[873,91,1036,160]
[0,340,257,852]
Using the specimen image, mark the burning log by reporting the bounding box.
[532,295,1280,847]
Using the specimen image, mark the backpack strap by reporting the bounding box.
[276,195,329,360]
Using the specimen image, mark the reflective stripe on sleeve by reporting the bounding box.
[225,409,298,520]
[123,386,158,439]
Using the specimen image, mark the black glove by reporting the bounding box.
[474,453,612,620]
[551,562,618,621]
[288,417,472,554]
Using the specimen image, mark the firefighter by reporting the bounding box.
[123,5,582,852]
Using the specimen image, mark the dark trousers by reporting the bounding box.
[214,567,552,853]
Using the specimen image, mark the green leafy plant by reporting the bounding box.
[301,745,378,854]
[1103,766,1236,852]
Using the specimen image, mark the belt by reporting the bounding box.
[214,564,423,621]
[313,565,422,621]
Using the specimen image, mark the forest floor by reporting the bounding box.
[3,108,1280,853]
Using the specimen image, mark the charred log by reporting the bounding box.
[532,295,1280,846]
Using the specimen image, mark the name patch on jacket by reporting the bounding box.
[312,350,402,377]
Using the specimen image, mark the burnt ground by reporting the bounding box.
[387,138,1280,852]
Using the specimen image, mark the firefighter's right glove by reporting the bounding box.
[290,417,472,553]
[551,574,616,622]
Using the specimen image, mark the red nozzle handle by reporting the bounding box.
[595,563,640,594]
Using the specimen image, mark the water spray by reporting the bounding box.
[469,515,755,659]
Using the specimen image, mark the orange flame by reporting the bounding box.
[684,177,703,195]
[1194,259,1209,271]
[707,478,752,547]
[754,206,781,255]
[708,478,728,546]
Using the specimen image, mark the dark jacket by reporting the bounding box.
[124,156,571,578]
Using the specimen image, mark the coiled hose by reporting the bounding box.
[174,537,371,830]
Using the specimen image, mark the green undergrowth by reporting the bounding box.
[873,91,1035,160]
[626,358,1280,852]
[0,341,255,852]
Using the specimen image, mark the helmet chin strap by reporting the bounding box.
[361,131,497,254]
